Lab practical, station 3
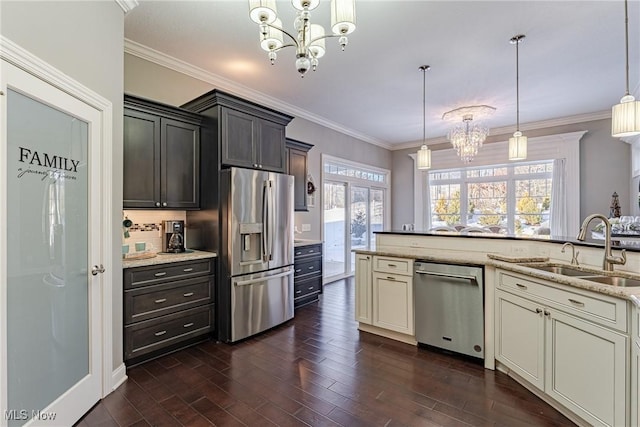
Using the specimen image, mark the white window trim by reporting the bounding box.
[410,131,587,235]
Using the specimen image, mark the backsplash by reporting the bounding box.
[122,210,186,253]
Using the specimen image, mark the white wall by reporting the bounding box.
[1,1,125,371]
[391,119,631,230]
[124,53,393,242]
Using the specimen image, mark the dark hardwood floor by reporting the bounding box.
[77,278,574,427]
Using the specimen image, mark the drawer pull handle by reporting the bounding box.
[154,298,167,304]
[387,264,397,268]
[183,292,194,297]
[296,269,302,273]
[183,322,194,328]
[308,286,314,290]
[386,276,396,281]
[296,290,302,294]
[183,268,194,272]
[154,272,167,277]
[516,283,527,289]
[155,330,167,336]
[308,266,314,270]
[295,252,302,256]
[568,298,585,307]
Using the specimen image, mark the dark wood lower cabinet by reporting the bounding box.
[123,258,215,366]
[293,243,323,308]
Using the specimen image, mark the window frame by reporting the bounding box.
[429,160,554,234]
[410,131,586,236]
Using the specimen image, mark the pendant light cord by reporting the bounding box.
[625,0,630,96]
[515,37,520,132]
[422,67,426,142]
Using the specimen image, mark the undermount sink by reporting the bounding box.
[580,275,640,288]
[521,263,640,287]
[527,265,596,277]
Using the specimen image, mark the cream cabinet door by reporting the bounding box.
[545,310,628,427]
[495,290,545,391]
[372,272,413,335]
[355,254,372,324]
[632,305,640,427]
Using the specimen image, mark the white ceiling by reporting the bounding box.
[124,0,640,149]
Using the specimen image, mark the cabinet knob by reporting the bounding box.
[155,202,161,207]
[253,163,258,168]
[259,164,262,168]
[535,308,542,314]
[162,202,167,207]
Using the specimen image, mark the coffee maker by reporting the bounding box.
[163,220,185,253]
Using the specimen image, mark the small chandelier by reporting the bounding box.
[611,0,640,137]
[416,65,431,170]
[443,105,495,164]
[509,34,527,160]
[249,0,356,77]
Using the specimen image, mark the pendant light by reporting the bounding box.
[416,65,432,170]
[509,34,527,161]
[611,0,640,137]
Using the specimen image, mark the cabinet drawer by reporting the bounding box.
[499,272,628,332]
[294,244,322,259]
[373,256,413,276]
[124,305,212,360]
[294,258,322,279]
[124,258,213,289]
[124,275,214,324]
[294,276,322,300]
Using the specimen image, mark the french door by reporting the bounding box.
[1,59,104,426]
[323,175,387,282]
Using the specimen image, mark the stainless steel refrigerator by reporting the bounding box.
[218,167,294,342]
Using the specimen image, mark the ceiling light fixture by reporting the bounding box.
[509,34,527,160]
[443,105,495,164]
[249,0,356,77]
[611,0,640,137]
[416,65,431,170]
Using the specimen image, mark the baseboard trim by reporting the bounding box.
[110,364,128,394]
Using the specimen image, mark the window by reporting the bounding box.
[429,160,553,235]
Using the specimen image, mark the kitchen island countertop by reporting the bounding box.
[122,249,217,269]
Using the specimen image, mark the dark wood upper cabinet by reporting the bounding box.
[181,90,293,173]
[286,138,313,212]
[124,95,202,209]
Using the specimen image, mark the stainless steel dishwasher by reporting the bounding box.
[414,261,484,359]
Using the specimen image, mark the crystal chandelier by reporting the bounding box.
[611,0,640,137]
[249,0,356,77]
[443,105,495,164]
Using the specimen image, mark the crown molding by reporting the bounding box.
[124,39,391,149]
[115,0,138,14]
[391,110,610,151]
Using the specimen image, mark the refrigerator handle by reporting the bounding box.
[268,180,274,261]
[262,181,269,262]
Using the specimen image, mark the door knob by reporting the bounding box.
[91,264,105,276]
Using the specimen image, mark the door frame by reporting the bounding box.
[0,36,116,421]
[321,154,390,282]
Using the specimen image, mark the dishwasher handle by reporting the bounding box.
[415,269,478,286]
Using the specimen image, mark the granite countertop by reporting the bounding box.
[354,248,640,303]
[122,249,217,269]
[375,230,640,252]
[294,239,323,247]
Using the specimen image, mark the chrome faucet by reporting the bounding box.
[561,242,579,265]
[576,214,626,271]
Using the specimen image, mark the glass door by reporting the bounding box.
[350,186,369,274]
[2,60,102,426]
[323,181,346,279]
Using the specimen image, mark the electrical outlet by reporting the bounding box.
[511,245,528,255]
[301,224,311,232]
